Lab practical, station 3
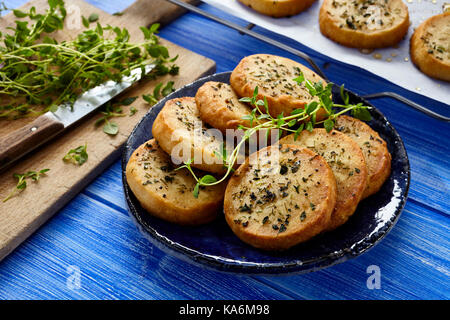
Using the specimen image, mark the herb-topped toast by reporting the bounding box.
[230,54,328,120]
[224,144,337,250]
[410,12,450,82]
[126,139,226,225]
[195,81,260,132]
[237,0,316,18]
[280,129,368,231]
[152,97,227,174]
[319,0,410,49]
[335,115,391,198]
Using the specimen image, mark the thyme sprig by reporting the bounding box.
[94,97,136,135]
[3,169,49,202]
[179,74,372,198]
[0,0,178,119]
[142,81,175,106]
[62,144,88,165]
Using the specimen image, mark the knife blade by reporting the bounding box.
[0,64,155,171]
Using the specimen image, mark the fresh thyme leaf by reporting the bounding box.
[351,107,372,121]
[120,96,138,106]
[199,175,217,185]
[239,97,252,103]
[142,94,158,106]
[305,101,318,115]
[255,99,265,107]
[153,83,164,99]
[257,114,270,120]
[294,123,305,141]
[287,119,297,127]
[253,86,259,97]
[293,74,305,84]
[3,169,50,202]
[263,97,269,115]
[311,112,317,126]
[63,144,88,165]
[13,9,27,18]
[193,183,200,198]
[142,81,176,106]
[88,13,99,23]
[103,121,119,135]
[129,106,137,116]
[340,84,350,105]
[82,15,89,28]
[324,118,335,133]
[161,81,175,97]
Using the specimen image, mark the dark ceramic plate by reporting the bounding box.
[122,72,410,275]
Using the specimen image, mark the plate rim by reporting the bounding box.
[121,71,411,275]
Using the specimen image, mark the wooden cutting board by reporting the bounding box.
[0,0,216,261]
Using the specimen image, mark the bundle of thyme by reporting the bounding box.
[178,73,372,198]
[0,0,178,119]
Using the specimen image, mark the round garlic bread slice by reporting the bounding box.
[126,139,226,225]
[195,81,258,132]
[152,97,226,174]
[335,115,391,199]
[230,54,328,120]
[319,0,410,49]
[224,144,337,251]
[410,12,450,82]
[237,0,316,18]
[280,129,367,231]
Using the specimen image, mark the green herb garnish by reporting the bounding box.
[62,144,88,165]
[88,13,99,23]
[0,0,178,119]
[95,97,140,135]
[178,72,372,198]
[142,81,176,106]
[3,169,49,202]
[129,106,137,116]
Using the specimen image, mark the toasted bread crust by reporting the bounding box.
[319,0,410,49]
[195,81,258,132]
[126,139,226,225]
[280,129,367,230]
[410,12,450,82]
[230,54,328,120]
[224,144,337,250]
[238,0,316,18]
[335,116,391,198]
[152,97,226,174]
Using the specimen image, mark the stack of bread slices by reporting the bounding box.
[126,54,392,251]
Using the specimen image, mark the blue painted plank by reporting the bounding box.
[0,193,292,300]
[86,161,450,300]
[256,202,450,300]
[2,164,448,299]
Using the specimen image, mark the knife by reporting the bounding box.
[0,64,155,171]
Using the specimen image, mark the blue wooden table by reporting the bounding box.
[0,0,449,300]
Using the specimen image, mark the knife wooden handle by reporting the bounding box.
[0,114,64,170]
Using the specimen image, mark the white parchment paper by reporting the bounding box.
[202,0,449,105]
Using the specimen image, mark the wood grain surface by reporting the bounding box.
[0,0,215,261]
[0,114,64,169]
